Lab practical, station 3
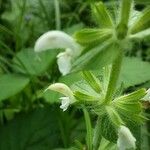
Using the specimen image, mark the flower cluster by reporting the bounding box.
[35,0,150,149]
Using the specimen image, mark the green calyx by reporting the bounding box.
[73,70,146,126]
[75,0,150,47]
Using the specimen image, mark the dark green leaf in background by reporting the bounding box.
[0,106,61,150]
[13,48,59,76]
[0,74,29,101]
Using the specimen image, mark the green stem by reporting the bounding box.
[93,117,102,150]
[15,0,27,51]
[83,107,93,150]
[104,50,123,104]
[54,0,61,30]
[38,0,50,28]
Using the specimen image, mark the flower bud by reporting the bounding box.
[117,125,136,150]
[46,83,73,97]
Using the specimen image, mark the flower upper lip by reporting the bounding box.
[34,30,81,75]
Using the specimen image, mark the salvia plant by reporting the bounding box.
[34,0,150,149]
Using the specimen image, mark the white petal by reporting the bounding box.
[142,88,150,102]
[45,83,74,99]
[57,49,72,75]
[59,97,70,111]
[34,30,79,52]
[117,126,136,150]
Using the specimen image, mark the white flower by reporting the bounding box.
[34,30,81,75]
[117,125,136,150]
[45,83,75,111]
[59,97,70,111]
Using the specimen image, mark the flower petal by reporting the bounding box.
[57,48,72,75]
[142,88,150,102]
[46,83,74,99]
[117,125,136,150]
[59,97,70,111]
[34,30,79,52]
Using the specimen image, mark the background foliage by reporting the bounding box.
[0,0,150,149]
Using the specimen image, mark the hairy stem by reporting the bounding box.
[104,50,123,104]
[93,117,102,150]
[83,107,93,150]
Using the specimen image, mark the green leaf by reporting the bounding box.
[114,89,146,102]
[82,71,101,93]
[71,80,100,98]
[129,28,150,39]
[100,114,118,143]
[13,48,59,76]
[64,23,84,35]
[0,74,29,101]
[75,28,112,45]
[135,0,150,4]
[71,41,120,72]
[130,7,150,34]
[115,101,142,115]
[92,2,113,28]
[0,107,61,150]
[74,91,99,102]
[98,138,117,150]
[106,106,124,127]
[120,57,150,88]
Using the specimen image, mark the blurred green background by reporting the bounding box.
[0,0,150,149]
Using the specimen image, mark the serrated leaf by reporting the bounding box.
[75,28,112,45]
[92,2,113,28]
[130,7,150,34]
[0,74,29,101]
[82,71,101,93]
